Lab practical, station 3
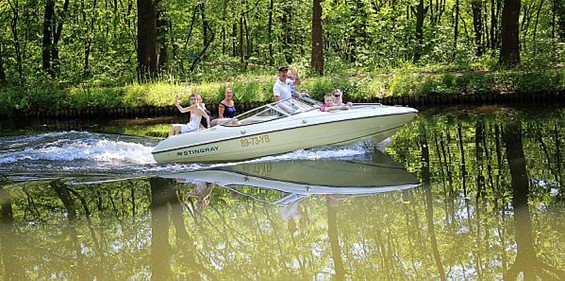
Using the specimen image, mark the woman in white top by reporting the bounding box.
[169,94,210,136]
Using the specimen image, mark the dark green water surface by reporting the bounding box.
[0,104,564,279]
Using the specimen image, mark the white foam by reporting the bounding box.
[2,136,155,165]
[1,132,376,178]
[0,131,160,174]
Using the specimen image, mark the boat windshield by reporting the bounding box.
[219,97,322,127]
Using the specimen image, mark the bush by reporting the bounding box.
[2,65,564,116]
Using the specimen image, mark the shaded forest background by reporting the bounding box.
[0,0,565,112]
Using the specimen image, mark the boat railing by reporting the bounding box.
[353,102,383,106]
[351,103,383,106]
[215,97,322,127]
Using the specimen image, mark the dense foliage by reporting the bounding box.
[0,0,564,114]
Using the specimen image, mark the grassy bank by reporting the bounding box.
[1,66,564,117]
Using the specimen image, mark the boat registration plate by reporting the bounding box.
[240,134,271,147]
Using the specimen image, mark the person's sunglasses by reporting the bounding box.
[334,94,341,97]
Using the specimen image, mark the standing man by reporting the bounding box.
[273,66,293,101]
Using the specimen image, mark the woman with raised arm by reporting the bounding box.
[169,94,210,137]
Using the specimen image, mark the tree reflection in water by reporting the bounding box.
[149,177,214,280]
[0,180,25,280]
[0,106,563,279]
[503,119,565,280]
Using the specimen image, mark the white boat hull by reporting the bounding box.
[152,103,417,163]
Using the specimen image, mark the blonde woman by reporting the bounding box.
[321,93,351,112]
[331,89,353,107]
[195,94,211,129]
[169,94,210,136]
[211,88,237,127]
[218,88,237,119]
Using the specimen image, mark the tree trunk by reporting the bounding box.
[282,3,293,64]
[200,3,207,50]
[156,9,169,71]
[502,120,536,280]
[42,0,55,77]
[83,0,98,77]
[490,0,501,49]
[458,124,468,198]
[0,42,5,83]
[453,0,460,53]
[554,0,565,40]
[190,24,215,71]
[51,0,70,74]
[411,0,428,62]
[0,185,25,279]
[499,0,521,66]
[0,187,13,225]
[244,13,251,64]
[137,0,158,80]
[9,1,23,84]
[221,2,227,55]
[50,180,77,222]
[475,121,485,197]
[532,0,545,54]
[311,0,324,75]
[472,0,484,56]
[239,15,244,63]
[268,0,274,65]
[232,23,237,57]
[552,0,556,40]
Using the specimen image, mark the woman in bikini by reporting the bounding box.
[218,87,237,118]
[211,87,237,127]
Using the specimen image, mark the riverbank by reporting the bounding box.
[6,90,564,120]
[1,67,564,119]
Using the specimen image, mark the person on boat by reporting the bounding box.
[218,87,237,118]
[273,66,302,113]
[210,87,237,127]
[320,93,351,112]
[274,66,307,100]
[331,89,353,107]
[273,66,293,102]
[195,94,211,129]
[169,94,210,136]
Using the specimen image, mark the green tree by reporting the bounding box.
[499,0,521,66]
[311,0,323,75]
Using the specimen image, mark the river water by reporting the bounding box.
[0,104,564,279]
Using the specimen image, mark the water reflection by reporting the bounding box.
[0,105,564,279]
[386,106,565,279]
[161,153,420,199]
[503,120,565,280]
[143,154,419,279]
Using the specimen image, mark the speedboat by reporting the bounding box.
[152,97,418,163]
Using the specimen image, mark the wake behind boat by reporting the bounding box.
[152,97,417,163]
